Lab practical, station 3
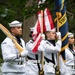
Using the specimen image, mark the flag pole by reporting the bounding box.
[54,12,62,75]
[40,10,44,75]
[41,10,44,34]
[56,12,61,75]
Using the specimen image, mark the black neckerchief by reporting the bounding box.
[48,40,55,46]
[69,44,73,52]
[15,36,22,47]
[15,36,23,64]
[69,44,75,56]
[48,40,55,64]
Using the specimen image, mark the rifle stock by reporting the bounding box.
[0,24,23,53]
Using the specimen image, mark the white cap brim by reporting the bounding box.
[30,27,35,31]
[8,20,22,27]
[9,22,22,27]
[68,32,74,37]
[50,28,56,32]
[46,28,56,32]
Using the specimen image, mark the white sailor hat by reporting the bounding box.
[50,28,56,32]
[68,32,74,37]
[8,20,22,27]
[30,27,35,31]
[46,28,56,32]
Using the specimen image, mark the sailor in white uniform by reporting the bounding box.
[38,28,62,75]
[64,32,75,75]
[25,27,43,75]
[1,20,28,75]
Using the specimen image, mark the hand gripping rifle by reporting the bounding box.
[0,24,23,53]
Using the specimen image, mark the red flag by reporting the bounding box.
[32,0,55,53]
[44,8,54,31]
[32,33,42,53]
[33,8,54,35]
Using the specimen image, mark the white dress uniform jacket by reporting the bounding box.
[1,37,28,75]
[38,39,62,75]
[64,48,75,75]
[25,40,41,75]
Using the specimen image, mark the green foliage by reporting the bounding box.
[0,47,3,63]
[0,0,75,62]
[66,0,75,33]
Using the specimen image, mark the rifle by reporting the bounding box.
[0,23,23,53]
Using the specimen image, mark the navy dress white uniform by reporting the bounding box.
[25,27,42,75]
[1,20,28,75]
[64,32,75,75]
[38,28,62,75]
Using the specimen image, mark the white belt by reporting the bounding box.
[45,61,54,67]
[27,60,40,64]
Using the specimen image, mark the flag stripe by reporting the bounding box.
[32,33,42,53]
[45,8,54,29]
[32,0,55,53]
[44,8,51,31]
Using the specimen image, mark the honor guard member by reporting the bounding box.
[64,32,75,75]
[1,20,28,75]
[38,28,62,75]
[25,27,43,75]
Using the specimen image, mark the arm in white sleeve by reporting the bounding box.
[26,40,33,51]
[45,40,62,53]
[38,40,46,51]
[1,43,18,62]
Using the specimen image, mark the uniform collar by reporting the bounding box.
[69,44,73,51]
[48,40,55,46]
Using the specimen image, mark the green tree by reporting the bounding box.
[0,0,75,63]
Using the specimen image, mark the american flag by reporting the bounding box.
[32,0,55,53]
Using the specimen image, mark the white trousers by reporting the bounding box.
[44,73,55,75]
[25,60,39,75]
[44,62,55,75]
[64,66,75,75]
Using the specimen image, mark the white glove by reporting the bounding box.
[20,50,28,57]
[56,32,61,36]
[41,34,45,40]
[56,32,61,40]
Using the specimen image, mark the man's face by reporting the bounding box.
[46,31,56,40]
[11,26,22,36]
